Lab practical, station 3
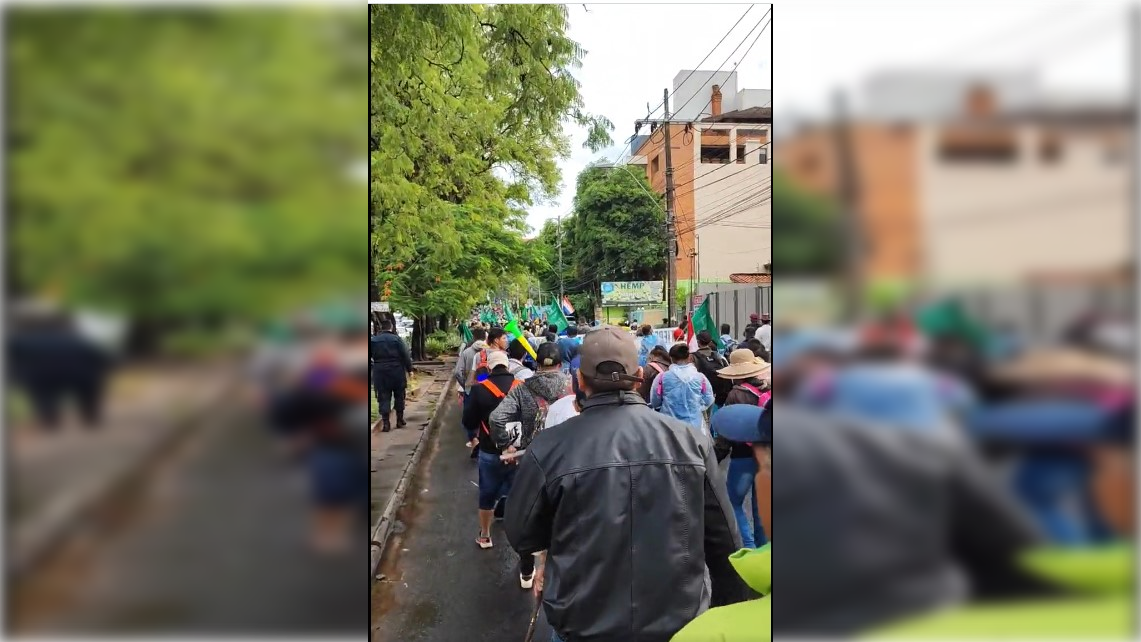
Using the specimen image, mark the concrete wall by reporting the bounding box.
[672,70,738,121]
[917,123,1132,285]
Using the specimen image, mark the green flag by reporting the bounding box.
[459,322,473,345]
[549,297,570,333]
[503,318,538,360]
[692,298,722,350]
[505,302,517,323]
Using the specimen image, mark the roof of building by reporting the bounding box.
[729,273,772,285]
[701,106,773,124]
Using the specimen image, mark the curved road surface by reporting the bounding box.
[372,397,552,642]
[13,404,367,636]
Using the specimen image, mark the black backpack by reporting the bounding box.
[694,350,732,406]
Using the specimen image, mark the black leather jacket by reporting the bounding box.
[505,390,748,642]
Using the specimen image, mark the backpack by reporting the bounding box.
[738,382,772,408]
[524,380,573,449]
[479,377,521,437]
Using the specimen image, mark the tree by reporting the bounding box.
[569,165,667,301]
[9,9,365,349]
[771,169,842,275]
[370,4,613,355]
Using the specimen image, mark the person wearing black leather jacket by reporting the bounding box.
[505,325,747,642]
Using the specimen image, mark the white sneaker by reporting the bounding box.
[520,572,534,589]
[476,533,493,549]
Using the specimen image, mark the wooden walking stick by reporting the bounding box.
[523,588,543,642]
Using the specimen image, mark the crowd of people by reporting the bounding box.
[372,297,1135,640]
[248,314,370,555]
[446,310,771,642]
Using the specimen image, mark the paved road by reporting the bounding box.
[13,403,368,636]
[372,396,552,642]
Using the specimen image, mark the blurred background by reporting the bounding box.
[770,1,1137,637]
[6,5,368,636]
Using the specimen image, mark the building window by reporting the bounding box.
[1039,138,1062,164]
[938,143,1018,163]
[701,145,731,164]
[758,148,769,164]
[735,145,747,164]
[651,155,660,175]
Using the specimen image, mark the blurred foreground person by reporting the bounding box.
[866,400,1134,639]
[771,404,1055,637]
[9,306,114,431]
[506,325,747,642]
[370,319,413,432]
[282,331,369,554]
[672,402,772,642]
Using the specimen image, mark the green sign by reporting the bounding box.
[600,281,664,306]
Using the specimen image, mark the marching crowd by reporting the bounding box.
[368,298,1134,641]
[445,312,771,642]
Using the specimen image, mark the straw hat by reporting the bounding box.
[717,348,771,380]
[991,348,1133,387]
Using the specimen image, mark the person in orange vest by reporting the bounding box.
[461,351,537,585]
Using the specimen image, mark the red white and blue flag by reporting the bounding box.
[560,296,575,316]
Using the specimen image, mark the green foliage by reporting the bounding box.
[533,164,667,314]
[425,329,462,357]
[370,4,613,321]
[771,170,842,275]
[10,9,365,325]
[570,165,667,283]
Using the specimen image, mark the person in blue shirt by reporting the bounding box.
[650,343,716,434]
[556,326,580,372]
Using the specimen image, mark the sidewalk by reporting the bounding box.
[9,363,238,577]
[370,359,456,564]
[371,385,550,642]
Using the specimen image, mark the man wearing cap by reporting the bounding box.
[505,325,747,642]
[462,351,530,563]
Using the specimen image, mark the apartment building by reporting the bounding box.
[777,73,1134,287]
[630,70,772,284]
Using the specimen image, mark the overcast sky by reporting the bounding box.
[530,0,1132,234]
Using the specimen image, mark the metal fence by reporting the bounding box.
[952,284,1133,345]
[698,284,772,338]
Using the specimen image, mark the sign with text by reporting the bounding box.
[600,281,664,306]
[371,301,390,312]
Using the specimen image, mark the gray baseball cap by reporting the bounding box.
[579,325,642,386]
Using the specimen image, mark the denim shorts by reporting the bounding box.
[477,450,516,510]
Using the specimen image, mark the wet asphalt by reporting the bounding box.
[372,396,552,642]
[13,407,368,636]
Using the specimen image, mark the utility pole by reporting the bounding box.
[832,89,863,322]
[557,213,564,302]
[662,88,679,324]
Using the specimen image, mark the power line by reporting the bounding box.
[643,5,758,119]
[672,6,772,119]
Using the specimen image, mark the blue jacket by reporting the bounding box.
[650,363,715,433]
[638,334,659,367]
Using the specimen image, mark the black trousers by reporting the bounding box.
[26,378,104,429]
[373,367,406,415]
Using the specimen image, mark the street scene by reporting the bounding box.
[373,2,1137,641]
[3,1,1137,641]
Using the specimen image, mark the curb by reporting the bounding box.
[8,375,239,581]
[370,363,456,579]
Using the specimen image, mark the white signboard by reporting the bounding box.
[371,301,390,312]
